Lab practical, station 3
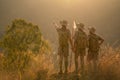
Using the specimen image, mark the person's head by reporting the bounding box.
[60,20,68,29]
[76,23,84,30]
[88,27,96,34]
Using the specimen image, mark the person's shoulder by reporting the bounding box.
[94,33,100,38]
[93,33,103,40]
[96,34,104,40]
[83,31,87,35]
[88,34,94,38]
[79,30,86,35]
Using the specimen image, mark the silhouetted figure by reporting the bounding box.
[87,27,104,74]
[54,20,73,74]
[73,23,88,75]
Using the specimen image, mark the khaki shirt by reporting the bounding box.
[57,28,71,47]
[74,30,88,49]
[56,28,71,56]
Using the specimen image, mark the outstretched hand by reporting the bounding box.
[53,22,59,29]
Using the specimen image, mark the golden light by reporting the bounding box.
[66,0,71,3]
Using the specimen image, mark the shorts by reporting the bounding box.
[87,50,99,61]
[75,48,86,57]
[58,46,69,57]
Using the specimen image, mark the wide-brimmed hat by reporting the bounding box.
[76,23,84,29]
[60,20,68,26]
[88,27,96,32]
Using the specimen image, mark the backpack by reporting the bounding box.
[89,34,100,51]
[74,31,88,49]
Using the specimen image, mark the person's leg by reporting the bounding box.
[59,55,63,74]
[87,51,93,73]
[87,51,94,79]
[93,60,97,72]
[74,54,79,73]
[80,49,86,75]
[88,60,92,73]
[80,55,85,75]
[93,53,98,74]
[64,56,68,74]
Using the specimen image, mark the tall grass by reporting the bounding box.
[0,45,120,80]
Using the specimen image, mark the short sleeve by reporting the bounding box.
[67,29,71,38]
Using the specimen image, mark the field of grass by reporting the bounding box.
[0,45,120,80]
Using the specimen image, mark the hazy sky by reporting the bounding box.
[0,0,120,45]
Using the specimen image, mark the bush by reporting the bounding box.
[0,19,50,80]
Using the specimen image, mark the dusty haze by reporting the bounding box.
[0,0,120,46]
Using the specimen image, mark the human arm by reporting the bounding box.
[98,35,104,45]
[68,30,74,52]
[53,22,59,30]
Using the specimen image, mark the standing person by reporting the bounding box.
[54,20,73,74]
[87,27,104,74]
[73,23,88,74]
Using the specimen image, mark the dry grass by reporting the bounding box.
[0,45,120,80]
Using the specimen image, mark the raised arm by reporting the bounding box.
[98,35,104,45]
[53,22,59,30]
[68,30,74,51]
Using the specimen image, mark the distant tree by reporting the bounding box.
[0,19,50,80]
